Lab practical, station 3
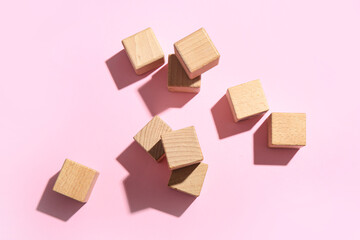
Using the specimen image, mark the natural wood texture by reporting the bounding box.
[226,79,269,122]
[133,116,172,162]
[268,112,306,148]
[168,54,201,93]
[53,159,99,203]
[168,162,208,197]
[122,27,164,75]
[161,126,203,170]
[174,28,220,79]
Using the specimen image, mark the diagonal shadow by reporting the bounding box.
[211,95,263,139]
[253,117,299,165]
[106,49,152,90]
[36,172,85,221]
[138,64,196,116]
[117,142,196,217]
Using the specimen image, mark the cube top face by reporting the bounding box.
[226,79,269,121]
[168,54,201,93]
[269,112,306,148]
[53,159,99,202]
[133,116,172,161]
[174,28,220,79]
[122,27,164,75]
[168,162,208,197]
[161,126,203,170]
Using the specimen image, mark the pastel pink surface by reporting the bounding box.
[1,0,360,239]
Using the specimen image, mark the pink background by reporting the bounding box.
[1,0,360,239]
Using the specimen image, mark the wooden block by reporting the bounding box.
[122,27,165,75]
[268,112,306,148]
[53,159,99,203]
[226,79,269,122]
[161,126,203,170]
[168,54,201,93]
[174,28,220,79]
[133,116,172,162]
[168,162,208,197]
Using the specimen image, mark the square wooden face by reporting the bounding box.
[226,79,269,121]
[269,113,306,148]
[53,159,99,202]
[174,28,220,79]
[122,27,164,75]
[161,126,203,170]
[133,116,172,161]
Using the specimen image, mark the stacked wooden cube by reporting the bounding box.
[122,27,220,93]
[134,117,208,197]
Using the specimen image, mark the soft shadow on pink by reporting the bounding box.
[36,172,85,221]
[211,95,263,139]
[106,49,153,90]
[117,142,196,217]
[138,64,196,116]
[253,117,299,165]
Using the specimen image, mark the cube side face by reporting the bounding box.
[161,126,203,170]
[133,116,172,161]
[168,162,208,197]
[226,89,240,122]
[227,80,269,121]
[53,159,99,202]
[174,28,220,79]
[122,28,164,75]
[269,113,306,148]
[167,54,201,93]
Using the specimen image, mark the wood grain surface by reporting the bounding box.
[133,116,172,161]
[161,126,203,170]
[168,54,201,93]
[53,159,99,203]
[122,27,164,75]
[168,162,208,197]
[174,28,220,79]
[268,112,306,148]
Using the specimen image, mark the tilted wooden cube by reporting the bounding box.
[268,112,306,148]
[133,116,172,162]
[53,159,99,203]
[226,79,269,122]
[168,54,201,93]
[161,126,203,170]
[168,162,208,197]
[174,28,220,79]
[122,27,164,75]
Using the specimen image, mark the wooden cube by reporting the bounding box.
[168,162,208,197]
[122,27,165,75]
[133,116,172,162]
[226,79,269,122]
[174,28,220,79]
[168,54,201,93]
[268,112,306,148]
[53,159,99,203]
[161,126,203,170]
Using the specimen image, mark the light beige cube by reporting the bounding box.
[53,159,99,203]
[268,112,306,148]
[161,126,203,170]
[226,79,269,122]
[122,27,164,75]
[133,116,172,162]
[174,28,220,79]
